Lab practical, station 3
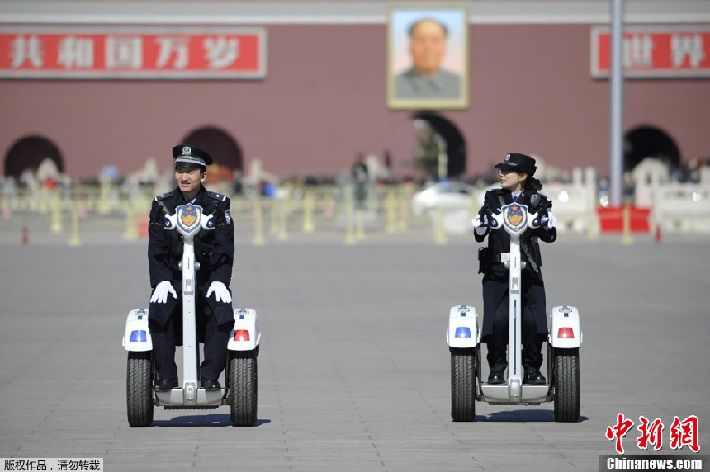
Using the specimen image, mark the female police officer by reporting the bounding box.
[147,144,235,392]
[472,153,557,385]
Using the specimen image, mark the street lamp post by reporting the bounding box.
[609,0,624,206]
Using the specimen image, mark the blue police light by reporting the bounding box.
[455,327,471,338]
[130,330,147,342]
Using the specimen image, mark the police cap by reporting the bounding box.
[495,153,537,176]
[172,144,213,170]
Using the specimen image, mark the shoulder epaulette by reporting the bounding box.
[207,191,227,202]
[536,192,551,203]
[154,191,172,202]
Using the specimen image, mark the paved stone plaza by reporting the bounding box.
[0,232,708,471]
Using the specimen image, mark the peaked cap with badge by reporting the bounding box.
[495,153,537,176]
[172,144,213,170]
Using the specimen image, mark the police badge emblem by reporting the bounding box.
[175,203,203,236]
[182,146,191,156]
[502,203,528,235]
[507,204,524,227]
[181,204,198,227]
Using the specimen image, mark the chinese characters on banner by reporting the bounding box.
[591,26,710,78]
[606,413,700,455]
[0,27,266,78]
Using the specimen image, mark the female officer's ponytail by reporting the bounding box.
[524,176,543,192]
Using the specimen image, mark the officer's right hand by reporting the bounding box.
[472,215,488,235]
[150,281,177,304]
[479,211,500,229]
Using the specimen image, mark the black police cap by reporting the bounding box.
[172,144,213,169]
[495,153,537,175]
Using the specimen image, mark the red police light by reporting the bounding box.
[234,329,250,342]
[557,327,575,339]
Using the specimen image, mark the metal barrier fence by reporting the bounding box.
[0,184,455,246]
[3,180,705,246]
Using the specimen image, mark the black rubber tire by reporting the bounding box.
[229,351,258,426]
[451,350,476,422]
[553,349,580,423]
[126,352,154,427]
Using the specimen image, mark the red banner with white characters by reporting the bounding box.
[0,26,266,79]
[591,26,710,78]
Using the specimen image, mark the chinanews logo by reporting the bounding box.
[600,413,704,472]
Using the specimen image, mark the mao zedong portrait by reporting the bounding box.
[394,18,462,100]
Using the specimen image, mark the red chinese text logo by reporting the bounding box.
[670,415,699,453]
[606,413,635,454]
[606,414,700,454]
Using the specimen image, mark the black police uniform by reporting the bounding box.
[148,145,235,387]
[475,154,556,381]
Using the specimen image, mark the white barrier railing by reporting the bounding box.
[653,185,710,234]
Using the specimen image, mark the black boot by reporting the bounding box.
[201,378,221,391]
[487,371,505,385]
[154,378,178,392]
[523,368,546,385]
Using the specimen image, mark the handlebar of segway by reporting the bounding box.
[162,212,216,231]
[471,206,543,231]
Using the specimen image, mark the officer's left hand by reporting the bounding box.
[546,211,557,229]
[536,211,557,229]
[206,281,232,303]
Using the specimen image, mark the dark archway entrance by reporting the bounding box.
[623,125,680,172]
[4,135,64,179]
[413,112,466,178]
[181,126,243,171]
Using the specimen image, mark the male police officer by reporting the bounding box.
[148,144,235,392]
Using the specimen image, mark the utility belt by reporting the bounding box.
[492,253,510,263]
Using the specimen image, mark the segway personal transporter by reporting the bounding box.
[122,203,262,427]
[446,202,581,422]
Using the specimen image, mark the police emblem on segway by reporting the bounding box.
[503,203,528,234]
[176,204,202,235]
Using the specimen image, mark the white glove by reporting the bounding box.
[206,281,232,304]
[546,211,557,229]
[472,215,488,235]
[150,281,177,304]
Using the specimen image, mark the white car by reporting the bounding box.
[412,181,480,215]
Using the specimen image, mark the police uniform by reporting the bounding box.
[475,153,556,384]
[148,145,235,389]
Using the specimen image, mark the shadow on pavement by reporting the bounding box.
[478,409,589,423]
[153,415,271,427]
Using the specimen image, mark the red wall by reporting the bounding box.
[1,23,708,177]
